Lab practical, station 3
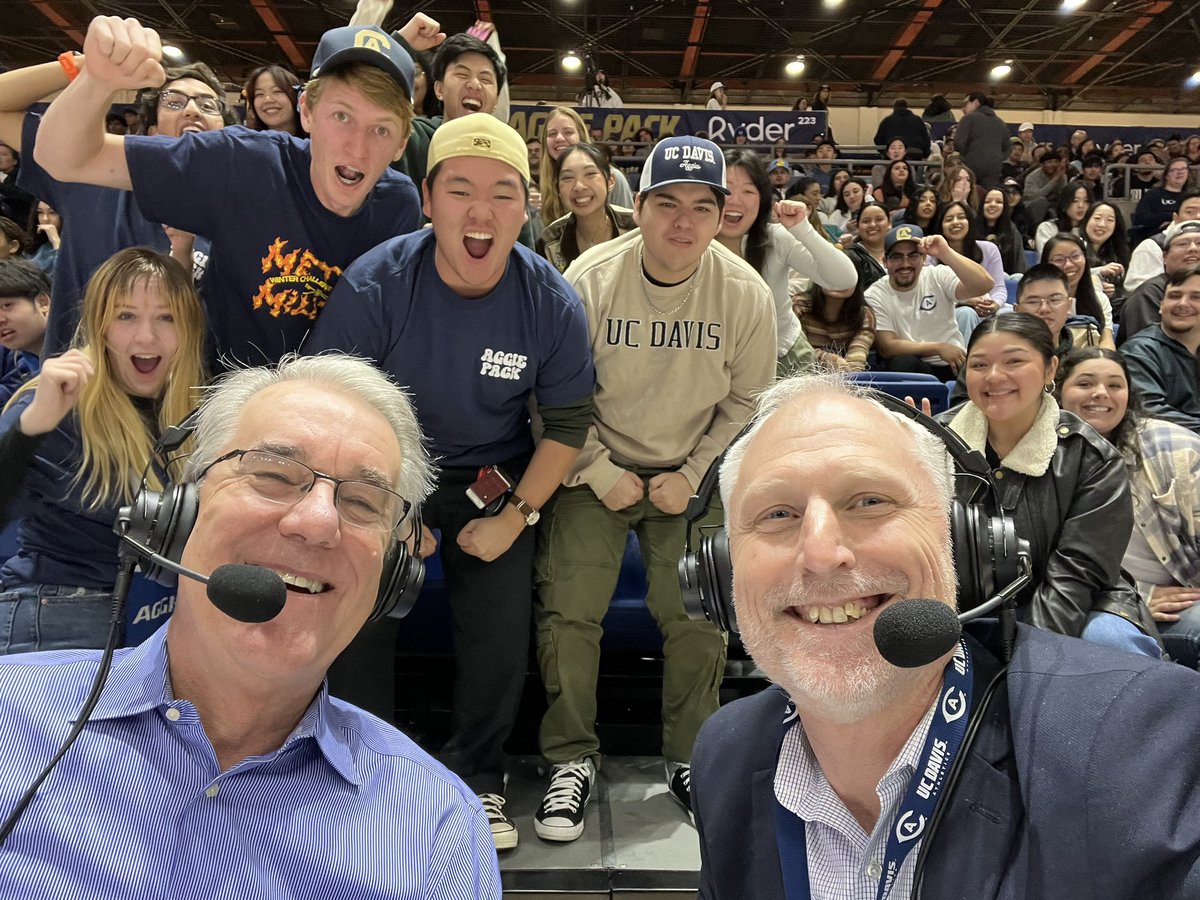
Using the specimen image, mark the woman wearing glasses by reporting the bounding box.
[0,247,205,654]
[1041,232,1115,349]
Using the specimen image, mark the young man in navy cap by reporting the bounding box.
[33,15,438,368]
[863,224,993,382]
[304,113,595,851]
[530,135,776,842]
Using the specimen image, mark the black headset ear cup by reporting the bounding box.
[370,539,425,622]
[701,527,735,634]
[123,481,199,587]
[951,498,984,613]
[678,548,704,622]
[951,499,1021,615]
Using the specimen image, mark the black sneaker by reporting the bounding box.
[478,792,518,850]
[666,761,692,817]
[534,759,596,842]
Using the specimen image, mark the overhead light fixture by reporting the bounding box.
[1061,0,1086,10]
[561,51,582,72]
[990,59,1013,79]
[1187,68,1200,88]
[785,55,806,77]
[824,0,845,6]
[162,45,184,60]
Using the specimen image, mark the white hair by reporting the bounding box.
[718,373,954,518]
[183,353,436,512]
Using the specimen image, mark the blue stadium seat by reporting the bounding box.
[846,371,940,384]
[847,372,949,414]
[1025,249,1038,267]
[397,529,664,656]
[1004,275,1020,304]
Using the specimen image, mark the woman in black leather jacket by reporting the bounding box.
[942,312,1160,657]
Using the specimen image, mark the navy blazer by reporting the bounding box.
[692,622,1200,899]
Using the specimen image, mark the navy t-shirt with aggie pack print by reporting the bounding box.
[304,229,594,467]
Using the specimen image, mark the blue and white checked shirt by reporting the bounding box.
[774,701,936,900]
[0,625,501,898]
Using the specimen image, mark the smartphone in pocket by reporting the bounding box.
[466,466,513,509]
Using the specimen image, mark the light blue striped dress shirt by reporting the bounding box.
[0,625,501,898]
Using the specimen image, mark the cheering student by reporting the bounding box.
[0,248,204,654]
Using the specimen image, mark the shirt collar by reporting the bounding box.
[82,623,363,787]
[775,697,937,833]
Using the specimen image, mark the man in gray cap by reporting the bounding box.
[1121,218,1200,342]
[33,14,437,368]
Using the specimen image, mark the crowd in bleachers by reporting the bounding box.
[0,8,1199,863]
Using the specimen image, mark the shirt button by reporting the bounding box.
[165,708,181,722]
[205,784,220,798]
[993,470,1005,479]
[867,861,883,879]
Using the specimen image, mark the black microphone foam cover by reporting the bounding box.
[206,564,287,623]
[873,599,963,669]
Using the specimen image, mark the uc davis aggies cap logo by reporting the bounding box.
[894,225,914,243]
[354,30,391,53]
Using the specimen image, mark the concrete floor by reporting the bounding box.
[498,755,701,898]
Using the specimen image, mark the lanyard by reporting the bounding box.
[776,640,974,900]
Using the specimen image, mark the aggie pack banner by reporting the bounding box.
[508,105,829,146]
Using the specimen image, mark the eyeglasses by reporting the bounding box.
[159,89,223,117]
[1018,293,1071,309]
[1049,252,1085,266]
[887,251,922,263]
[197,449,410,533]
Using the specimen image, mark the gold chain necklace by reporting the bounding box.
[639,249,698,317]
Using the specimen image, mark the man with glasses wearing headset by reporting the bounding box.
[0,353,502,896]
[32,14,445,371]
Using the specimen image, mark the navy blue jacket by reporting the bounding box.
[692,622,1200,899]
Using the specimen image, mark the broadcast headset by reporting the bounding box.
[676,388,1034,900]
[679,389,1028,642]
[117,407,425,622]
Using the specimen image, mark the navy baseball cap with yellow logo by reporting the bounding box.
[639,136,730,196]
[311,25,415,100]
[885,224,924,254]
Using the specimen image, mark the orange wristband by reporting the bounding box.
[58,52,80,82]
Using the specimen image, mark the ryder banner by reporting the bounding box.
[507,105,829,146]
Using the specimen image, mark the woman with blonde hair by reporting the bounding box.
[0,247,206,654]
[537,106,633,226]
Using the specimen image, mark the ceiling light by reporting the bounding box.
[990,60,1013,79]
[1187,68,1200,88]
[1061,0,1086,10]
[162,45,184,60]
[562,51,582,72]
[785,55,806,77]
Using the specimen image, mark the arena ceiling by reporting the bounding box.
[4,0,1200,113]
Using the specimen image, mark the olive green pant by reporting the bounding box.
[534,481,727,765]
